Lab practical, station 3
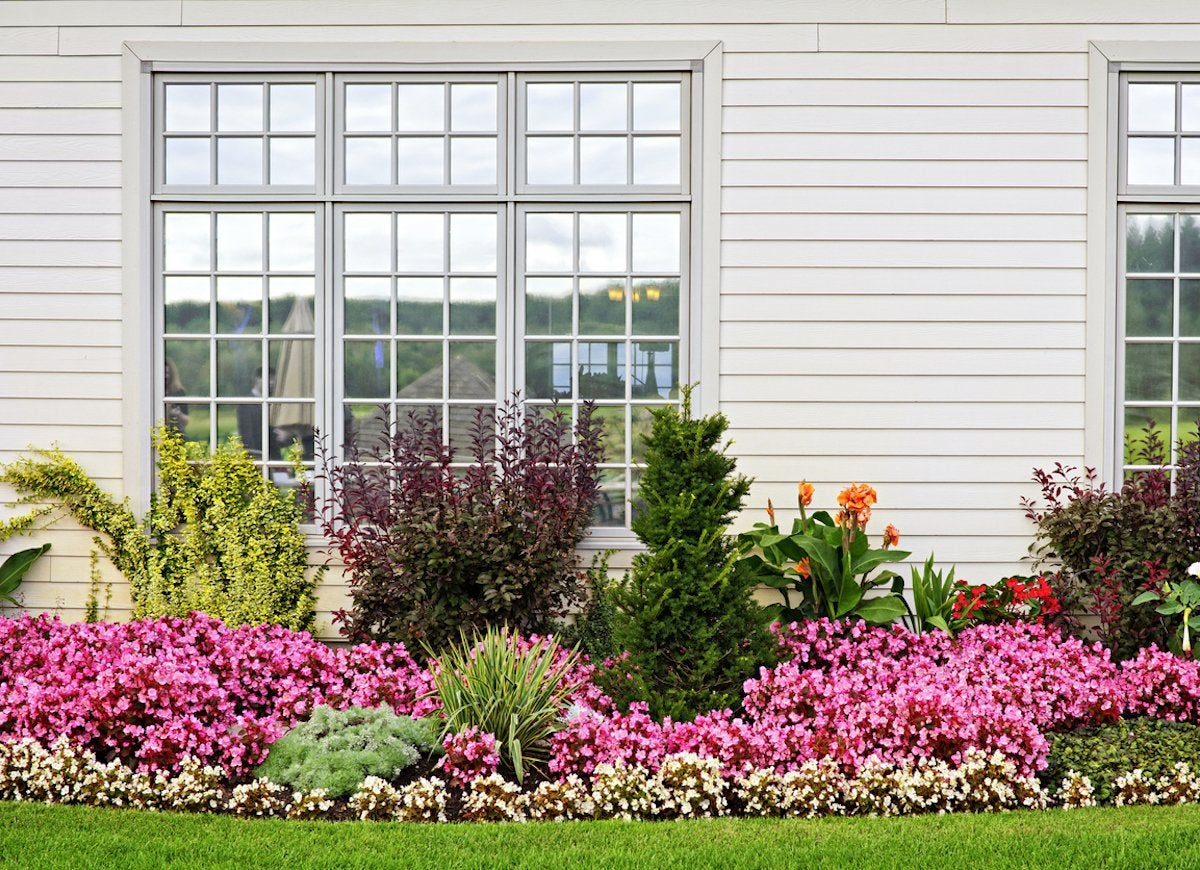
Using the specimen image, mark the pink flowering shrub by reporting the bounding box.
[1121,645,1200,721]
[436,727,501,788]
[0,612,436,777]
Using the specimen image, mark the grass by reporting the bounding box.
[5,802,1200,869]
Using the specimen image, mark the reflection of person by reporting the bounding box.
[164,357,189,433]
[236,367,267,457]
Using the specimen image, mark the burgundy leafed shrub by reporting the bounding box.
[320,399,603,651]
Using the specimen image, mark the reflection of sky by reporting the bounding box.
[527,83,573,131]
[396,138,444,184]
[396,213,444,270]
[450,277,496,303]
[217,84,262,131]
[216,213,263,270]
[164,213,211,270]
[580,137,626,184]
[633,137,680,185]
[633,83,680,131]
[269,84,315,131]
[397,84,443,131]
[269,138,314,185]
[527,137,573,185]
[581,83,626,130]
[165,138,210,185]
[346,138,392,185]
[1128,138,1174,185]
[526,213,573,271]
[217,138,262,185]
[165,84,210,131]
[450,213,498,271]
[579,213,626,271]
[1128,84,1174,131]
[268,213,315,270]
[632,213,680,272]
[451,84,497,132]
[344,213,391,271]
[346,84,392,131]
[450,137,497,185]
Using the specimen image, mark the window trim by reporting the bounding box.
[122,40,721,541]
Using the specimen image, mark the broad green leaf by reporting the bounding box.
[850,548,912,576]
[854,595,907,624]
[793,536,841,585]
[0,543,50,599]
[1132,590,1162,606]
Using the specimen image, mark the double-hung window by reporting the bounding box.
[1118,74,1200,480]
[152,67,693,531]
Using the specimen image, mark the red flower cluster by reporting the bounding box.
[951,575,1061,628]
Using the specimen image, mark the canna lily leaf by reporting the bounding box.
[0,543,50,605]
[854,595,908,624]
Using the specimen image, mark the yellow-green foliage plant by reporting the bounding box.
[0,425,319,630]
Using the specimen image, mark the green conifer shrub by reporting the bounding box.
[0,425,319,630]
[254,706,441,798]
[610,386,774,721]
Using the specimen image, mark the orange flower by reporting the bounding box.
[856,507,871,528]
[792,557,811,579]
[883,523,900,549]
[837,482,877,515]
[798,481,815,508]
[765,498,776,526]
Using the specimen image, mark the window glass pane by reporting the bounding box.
[1126,279,1174,337]
[270,337,314,401]
[165,339,209,398]
[580,83,627,131]
[269,138,315,186]
[525,213,574,272]
[450,137,496,186]
[633,82,681,131]
[231,398,265,458]
[1184,86,1200,132]
[449,342,496,399]
[1128,137,1176,186]
[163,212,211,271]
[526,137,573,185]
[593,406,626,463]
[579,137,627,185]
[397,84,444,132]
[579,342,626,399]
[579,213,627,272]
[1181,344,1200,400]
[396,341,443,395]
[216,212,263,271]
[269,277,315,334]
[345,84,392,132]
[344,340,390,398]
[1129,83,1176,132]
[632,278,679,335]
[632,213,681,272]
[593,468,625,527]
[1124,406,1173,464]
[450,278,496,334]
[170,402,210,446]
[1125,343,1173,401]
[632,340,677,398]
[269,402,315,459]
[525,341,572,399]
[525,277,573,335]
[269,84,315,132]
[449,213,496,272]
[344,213,391,272]
[449,405,495,461]
[1182,280,1200,336]
[396,138,445,185]
[165,138,211,185]
[345,137,392,185]
[345,403,390,451]
[396,278,444,335]
[164,276,210,334]
[216,276,262,334]
[527,83,573,131]
[268,212,315,272]
[633,136,681,185]
[165,84,210,132]
[344,277,391,335]
[218,339,261,396]
[396,213,445,272]
[217,84,263,132]
[451,84,497,132]
[1127,214,1175,273]
[1183,138,1200,186]
[630,405,663,463]
[217,137,263,185]
[579,277,625,334]
[1182,214,1200,273]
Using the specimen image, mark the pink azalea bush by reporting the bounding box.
[0,612,436,777]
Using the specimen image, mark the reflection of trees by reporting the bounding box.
[1126,216,1174,272]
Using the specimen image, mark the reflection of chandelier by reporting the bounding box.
[606,285,660,303]
[645,285,660,301]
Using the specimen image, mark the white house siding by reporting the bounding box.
[1,0,1198,635]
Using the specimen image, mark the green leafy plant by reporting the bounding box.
[902,554,957,635]
[254,706,440,799]
[0,543,50,608]
[611,385,774,721]
[0,425,319,630]
[556,550,618,664]
[1132,562,1200,656]
[737,481,910,625]
[429,627,582,784]
[1041,718,1200,804]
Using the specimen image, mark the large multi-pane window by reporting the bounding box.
[154,70,690,530]
[1120,75,1200,481]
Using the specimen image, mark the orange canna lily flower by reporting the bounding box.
[883,523,900,549]
[837,482,877,515]
[798,480,815,508]
[766,498,776,526]
[856,507,871,528]
[792,557,811,579]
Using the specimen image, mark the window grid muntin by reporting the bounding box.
[155,68,692,532]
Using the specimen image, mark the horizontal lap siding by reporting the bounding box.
[0,3,1175,634]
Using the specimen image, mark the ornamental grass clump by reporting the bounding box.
[252,705,440,799]
[320,399,603,651]
[431,627,583,784]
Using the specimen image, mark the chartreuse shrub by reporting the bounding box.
[254,706,440,799]
[1041,717,1200,804]
[1023,424,1200,658]
[431,627,583,784]
[610,386,774,721]
[321,399,603,651]
[0,425,318,630]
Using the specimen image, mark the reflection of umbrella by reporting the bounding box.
[273,296,314,429]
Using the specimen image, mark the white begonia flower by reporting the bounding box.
[1188,562,1200,577]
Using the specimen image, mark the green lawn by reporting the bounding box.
[4,801,1200,869]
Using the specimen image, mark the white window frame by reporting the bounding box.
[122,40,722,546]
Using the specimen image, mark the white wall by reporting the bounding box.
[3,0,1195,634]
